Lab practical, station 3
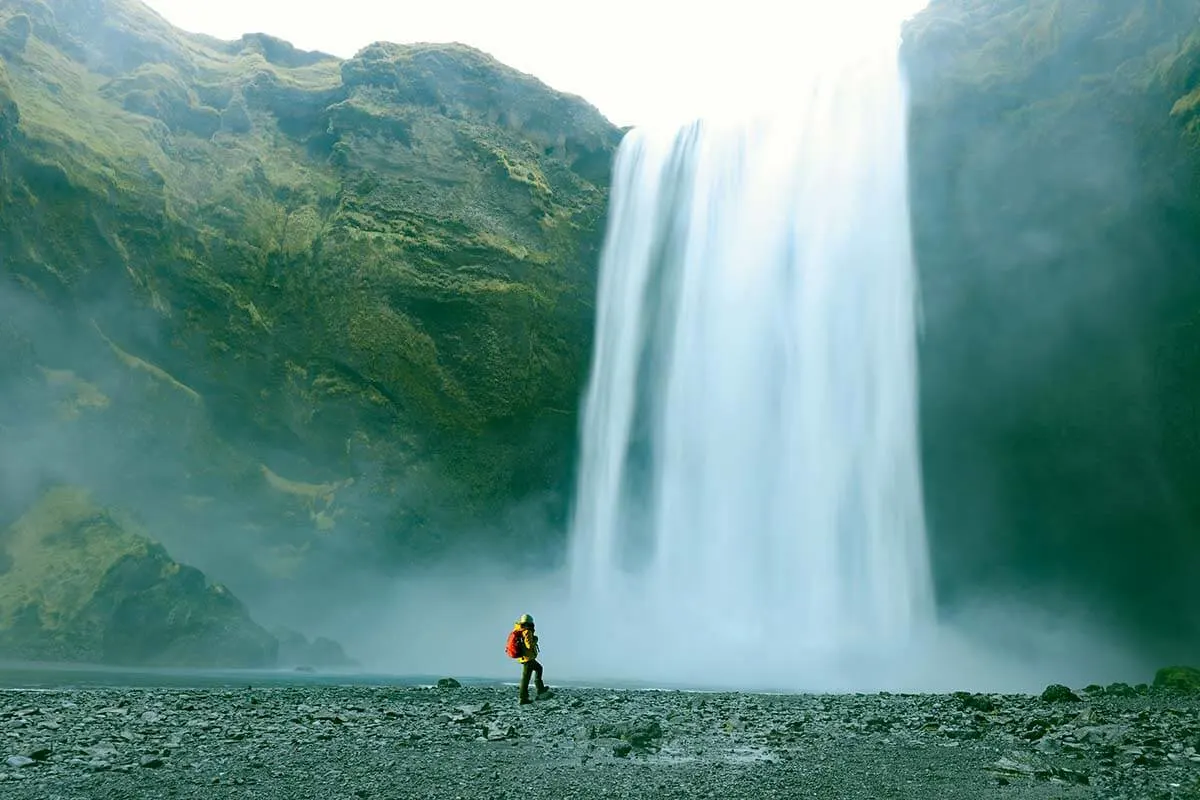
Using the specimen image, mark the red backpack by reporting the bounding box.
[505,629,525,659]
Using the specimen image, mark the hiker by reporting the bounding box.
[506,613,549,705]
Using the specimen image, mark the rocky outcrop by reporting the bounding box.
[1153,665,1200,694]
[274,626,358,670]
[904,0,1200,654]
[0,0,619,649]
[0,487,277,667]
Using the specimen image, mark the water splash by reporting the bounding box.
[563,32,933,689]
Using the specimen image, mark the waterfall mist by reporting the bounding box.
[524,3,1153,693]
[558,23,934,688]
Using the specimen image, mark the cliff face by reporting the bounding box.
[0,487,278,667]
[0,0,619,654]
[904,0,1200,649]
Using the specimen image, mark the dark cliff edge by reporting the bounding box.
[904,0,1200,656]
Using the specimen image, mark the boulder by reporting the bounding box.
[1040,684,1081,703]
[1153,665,1200,694]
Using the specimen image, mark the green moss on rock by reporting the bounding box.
[0,0,620,629]
[1153,665,1200,693]
[0,60,17,148]
[0,486,277,666]
[0,12,32,54]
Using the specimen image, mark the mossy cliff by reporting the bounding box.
[0,0,619,660]
[904,0,1200,650]
[0,487,277,666]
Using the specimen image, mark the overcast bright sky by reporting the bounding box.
[141,0,928,127]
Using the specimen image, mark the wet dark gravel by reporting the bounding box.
[1,683,1198,799]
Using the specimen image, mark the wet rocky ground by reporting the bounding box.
[1,681,1198,799]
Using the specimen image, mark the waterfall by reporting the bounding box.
[563,24,934,689]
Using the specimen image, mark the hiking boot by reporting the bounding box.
[536,685,552,699]
[518,697,532,706]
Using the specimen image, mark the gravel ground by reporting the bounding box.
[1,682,1198,799]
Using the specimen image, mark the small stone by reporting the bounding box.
[139,756,165,769]
[24,747,52,762]
[5,756,35,769]
[953,692,996,713]
[988,756,1035,776]
[1035,738,1061,753]
[1048,766,1090,786]
[1041,684,1081,703]
[484,723,516,741]
[1078,725,1128,745]
[436,678,462,689]
[85,743,118,759]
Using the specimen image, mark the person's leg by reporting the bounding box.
[519,661,533,703]
[532,659,546,694]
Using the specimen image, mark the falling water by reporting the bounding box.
[563,22,935,689]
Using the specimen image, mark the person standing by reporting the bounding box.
[506,613,550,705]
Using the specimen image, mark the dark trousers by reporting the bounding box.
[519,659,545,700]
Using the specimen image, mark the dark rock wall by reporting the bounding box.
[904,0,1200,653]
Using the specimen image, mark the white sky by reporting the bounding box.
[141,0,929,127]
